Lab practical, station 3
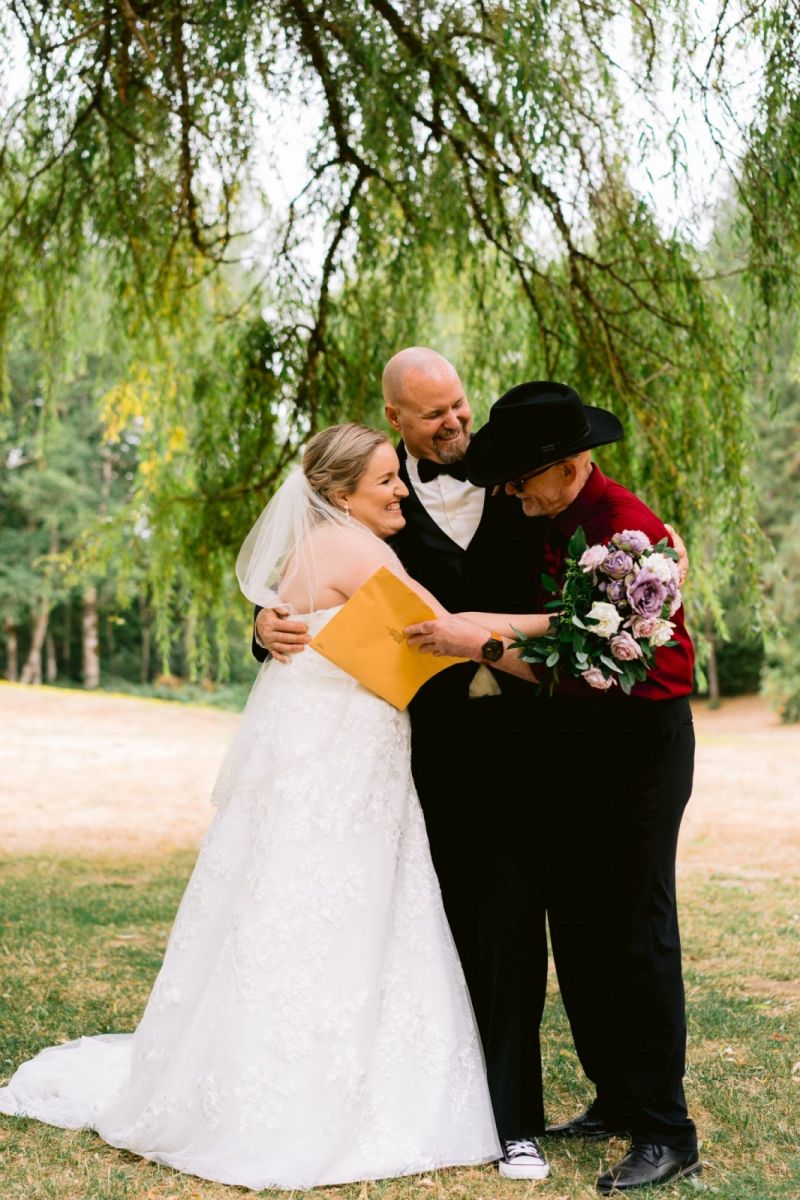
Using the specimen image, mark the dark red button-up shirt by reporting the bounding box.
[543,464,694,701]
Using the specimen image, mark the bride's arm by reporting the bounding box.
[329,531,448,618]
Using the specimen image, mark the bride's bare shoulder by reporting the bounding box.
[306,527,402,598]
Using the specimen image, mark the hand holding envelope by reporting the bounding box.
[404,612,490,661]
[309,567,467,710]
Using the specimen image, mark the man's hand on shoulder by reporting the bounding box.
[255,607,311,664]
[664,523,689,587]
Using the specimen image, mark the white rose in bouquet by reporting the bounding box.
[643,552,679,585]
[585,601,622,638]
[649,619,676,647]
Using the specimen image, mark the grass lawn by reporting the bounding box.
[1,851,798,1200]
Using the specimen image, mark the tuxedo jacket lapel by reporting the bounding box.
[397,442,489,553]
[394,439,545,619]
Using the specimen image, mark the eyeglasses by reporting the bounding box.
[506,459,567,492]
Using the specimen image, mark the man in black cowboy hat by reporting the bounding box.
[407,380,700,1194]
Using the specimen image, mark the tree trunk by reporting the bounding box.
[45,633,57,683]
[105,611,116,676]
[183,606,197,680]
[61,600,72,674]
[4,618,18,681]
[82,585,100,689]
[705,616,720,709]
[139,593,151,683]
[20,606,49,685]
[20,526,58,686]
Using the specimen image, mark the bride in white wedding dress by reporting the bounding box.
[0,424,500,1190]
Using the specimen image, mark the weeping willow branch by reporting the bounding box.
[1,0,795,654]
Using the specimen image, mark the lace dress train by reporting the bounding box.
[0,609,500,1190]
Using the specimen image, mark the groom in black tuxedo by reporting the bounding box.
[383,349,551,1179]
[256,348,552,1180]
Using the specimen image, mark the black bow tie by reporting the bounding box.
[417,457,469,484]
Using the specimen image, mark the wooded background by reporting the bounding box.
[1,1,798,714]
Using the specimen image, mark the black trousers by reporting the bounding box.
[410,689,549,1141]
[541,695,697,1152]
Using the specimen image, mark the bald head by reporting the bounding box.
[382,347,472,463]
[381,347,460,409]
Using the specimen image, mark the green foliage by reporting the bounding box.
[1,1,799,682]
[0,305,124,630]
[735,3,800,314]
[714,636,765,698]
[0,269,258,683]
[752,321,800,721]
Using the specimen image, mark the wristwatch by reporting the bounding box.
[480,633,505,663]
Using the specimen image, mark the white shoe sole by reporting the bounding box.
[498,1159,550,1180]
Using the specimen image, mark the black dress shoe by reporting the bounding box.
[596,1142,701,1193]
[545,1107,630,1140]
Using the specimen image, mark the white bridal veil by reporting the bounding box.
[235,465,396,613]
[236,468,341,610]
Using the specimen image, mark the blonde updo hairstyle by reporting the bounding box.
[302,423,390,511]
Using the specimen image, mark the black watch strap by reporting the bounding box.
[480,633,505,663]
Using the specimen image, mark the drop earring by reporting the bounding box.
[343,500,350,521]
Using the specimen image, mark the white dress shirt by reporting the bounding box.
[404,451,485,549]
[404,451,501,698]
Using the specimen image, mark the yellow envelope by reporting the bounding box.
[309,567,467,709]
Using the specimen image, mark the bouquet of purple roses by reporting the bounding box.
[511,526,682,693]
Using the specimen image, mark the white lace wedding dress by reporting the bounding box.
[0,608,500,1190]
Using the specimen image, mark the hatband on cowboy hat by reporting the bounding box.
[465,380,623,487]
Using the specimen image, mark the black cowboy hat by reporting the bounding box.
[465,380,624,487]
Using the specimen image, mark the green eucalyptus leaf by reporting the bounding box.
[568,526,588,558]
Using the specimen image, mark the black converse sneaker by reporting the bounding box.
[498,1136,550,1179]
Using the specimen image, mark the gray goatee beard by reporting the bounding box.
[435,429,470,463]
